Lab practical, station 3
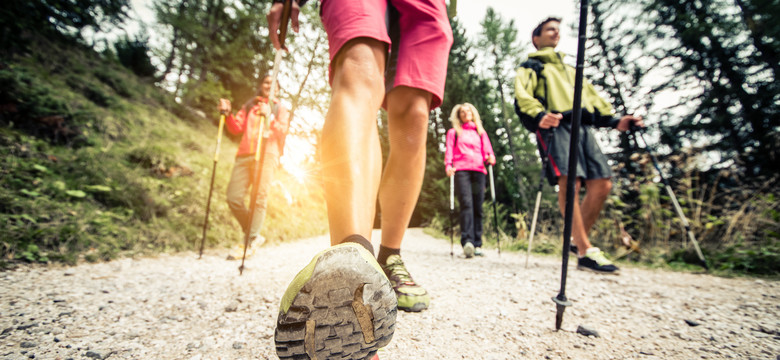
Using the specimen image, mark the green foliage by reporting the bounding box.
[1,38,327,265]
[0,0,129,53]
[153,0,272,111]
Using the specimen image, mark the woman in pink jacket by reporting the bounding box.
[445,103,496,258]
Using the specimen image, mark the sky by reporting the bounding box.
[456,0,579,56]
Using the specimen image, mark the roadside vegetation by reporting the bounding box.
[0,36,327,267]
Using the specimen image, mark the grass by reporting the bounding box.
[0,37,327,267]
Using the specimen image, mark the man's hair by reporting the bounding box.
[532,17,562,39]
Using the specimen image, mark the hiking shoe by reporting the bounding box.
[577,247,620,275]
[463,242,475,258]
[382,254,430,312]
[275,243,397,360]
[474,247,485,257]
[225,235,264,260]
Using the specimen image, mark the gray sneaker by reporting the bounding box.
[463,242,475,258]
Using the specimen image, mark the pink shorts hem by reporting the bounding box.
[321,0,452,110]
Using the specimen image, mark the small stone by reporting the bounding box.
[225,302,238,312]
[17,323,38,331]
[84,350,102,359]
[232,342,244,349]
[20,341,37,348]
[576,325,600,337]
[685,319,700,327]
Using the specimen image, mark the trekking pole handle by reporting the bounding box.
[449,174,455,211]
[214,113,226,162]
[488,165,496,201]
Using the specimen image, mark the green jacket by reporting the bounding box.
[514,47,618,132]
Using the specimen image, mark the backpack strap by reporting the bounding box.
[514,58,548,132]
[519,58,547,108]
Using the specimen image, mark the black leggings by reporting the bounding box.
[455,170,486,247]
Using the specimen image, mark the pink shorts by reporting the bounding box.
[321,0,453,110]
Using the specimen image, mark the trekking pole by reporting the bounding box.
[526,130,553,268]
[553,0,589,331]
[449,174,455,257]
[239,0,293,275]
[199,111,227,259]
[488,164,500,256]
[630,126,708,269]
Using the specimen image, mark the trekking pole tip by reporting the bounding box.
[552,295,572,331]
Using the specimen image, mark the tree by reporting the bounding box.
[477,8,539,214]
[641,0,779,177]
[1,0,129,52]
[153,0,271,110]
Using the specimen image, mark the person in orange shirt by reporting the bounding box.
[218,74,289,260]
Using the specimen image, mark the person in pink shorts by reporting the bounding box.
[268,1,453,359]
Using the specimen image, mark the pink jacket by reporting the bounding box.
[445,122,494,174]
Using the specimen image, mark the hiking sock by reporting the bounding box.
[342,234,374,256]
[377,245,401,266]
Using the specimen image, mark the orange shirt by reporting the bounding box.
[225,97,289,156]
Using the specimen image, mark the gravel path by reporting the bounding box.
[2,228,778,360]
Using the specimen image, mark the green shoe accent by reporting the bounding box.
[382,255,430,312]
[577,247,620,274]
[275,243,397,360]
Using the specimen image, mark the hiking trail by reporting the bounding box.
[1,229,778,359]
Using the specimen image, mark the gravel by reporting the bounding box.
[1,228,778,359]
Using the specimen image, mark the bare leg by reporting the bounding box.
[558,176,592,256]
[581,178,612,234]
[321,38,387,245]
[379,86,432,249]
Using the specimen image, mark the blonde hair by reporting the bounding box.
[449,103,485,137]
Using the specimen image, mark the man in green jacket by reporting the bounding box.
[515,17,644,274]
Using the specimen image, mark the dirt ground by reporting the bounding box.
[1,228,778,359]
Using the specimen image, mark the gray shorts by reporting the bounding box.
[536,122,611,186]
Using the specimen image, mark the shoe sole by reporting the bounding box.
[576,265,621,275]
[275,245,397,360]
[398,302,428,312]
